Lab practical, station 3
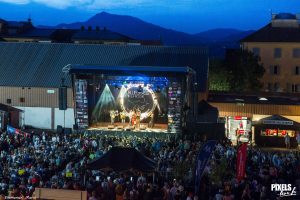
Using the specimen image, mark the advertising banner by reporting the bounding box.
[194,140,217,195]
[236,143,248,182]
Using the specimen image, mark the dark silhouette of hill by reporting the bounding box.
[36,12,255,57]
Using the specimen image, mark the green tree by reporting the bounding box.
[225,49,265,92]
[209,59,231,91]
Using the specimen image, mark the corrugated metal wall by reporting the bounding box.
[210,102,300,118]
[0,86,73,108]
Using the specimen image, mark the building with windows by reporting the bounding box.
[0,18,155,45]
[241,13,300,93]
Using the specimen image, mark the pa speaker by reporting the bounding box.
[59,86,67,110]
[57,125,63,134]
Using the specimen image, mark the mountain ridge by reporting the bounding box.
[36,12,255,56]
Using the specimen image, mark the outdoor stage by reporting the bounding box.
[88,122,168,133]
[69,65,196,137]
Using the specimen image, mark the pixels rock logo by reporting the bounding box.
[271,184,297,197]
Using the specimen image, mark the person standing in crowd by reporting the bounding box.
[248,131,252,148]
[284,133,291,149]
[235,128,239,146]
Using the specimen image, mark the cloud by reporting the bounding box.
[0,0,153,9]
[0,0,29,4]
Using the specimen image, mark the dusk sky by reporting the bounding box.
[0,0,300,33]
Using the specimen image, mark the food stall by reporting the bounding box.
[253,115,299,148]
[225,116,252,145]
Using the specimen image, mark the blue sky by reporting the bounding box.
[0,0,300,33]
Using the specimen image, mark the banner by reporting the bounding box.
[194,140,217,195]
[236,143,247,182]
[7,125,30,137]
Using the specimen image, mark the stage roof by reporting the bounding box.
[0,42,208,91]
[69,65,195,76]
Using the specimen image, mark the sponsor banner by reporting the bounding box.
[194,140,217,195]
[236,143,247,182]
[263,120,293,126]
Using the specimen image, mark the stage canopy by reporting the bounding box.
[68,65,195,77]
[87,147,156,172]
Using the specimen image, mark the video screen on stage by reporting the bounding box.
[83,75,180,133]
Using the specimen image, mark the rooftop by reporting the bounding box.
[72,29,132,41]
[241,23,300,42]
[208,92,300,105]
[0,42,208,90]
[274,13,297,20]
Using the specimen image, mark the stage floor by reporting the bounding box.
[88,122,168,133]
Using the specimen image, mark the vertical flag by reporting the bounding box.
[194,140,217,195]
[236,143,247,182]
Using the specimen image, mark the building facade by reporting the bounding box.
[241,13,300,93]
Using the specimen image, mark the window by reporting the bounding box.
[252,47,260,56]
[274,48,282,58]
[295,66,299,75]
[293,48,300,58]
[20,97,25,103]
[274,65,278,74]
[270,65,280,75]
[292,84,299,93]
[6,99,11,104]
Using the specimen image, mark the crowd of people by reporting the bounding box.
[0,129,299,200]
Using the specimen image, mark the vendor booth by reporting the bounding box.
[253,115,299,148]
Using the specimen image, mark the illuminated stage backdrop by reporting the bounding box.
[69,65,196,134]
[91,76,168,127]
[119,84,158,119]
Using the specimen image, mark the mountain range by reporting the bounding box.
[38,12,255,57]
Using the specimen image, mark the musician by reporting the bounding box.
[115,110,119,122]
[132,110,137,127]
[129,110,134,126]
[148,112,154,128]
[120,111,126,124]
[136,109,141,129]
[110,110,116,125]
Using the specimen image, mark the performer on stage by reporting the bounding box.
[110,110,116,125]
[129,110,134,126]
[148,112,154,128]
[115,110,119,122]
[132,110,137,127]
[136,109,141,129]
[120,111,126,124]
